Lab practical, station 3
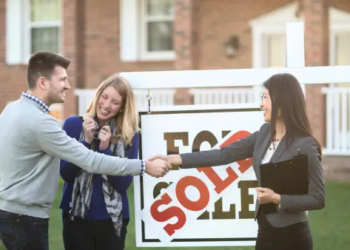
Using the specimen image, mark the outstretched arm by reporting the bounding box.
[36,115,169,177]
[151,130,258,169]
[179,131,258,169]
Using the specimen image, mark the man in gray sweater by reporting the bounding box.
[0,52,170,250]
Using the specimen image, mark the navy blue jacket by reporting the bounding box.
[59,116,137,220]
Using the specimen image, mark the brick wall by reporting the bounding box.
[82,0,174,90]
[194,0,293,70]
[1,0,350,128]
[303,0,329,146]
[173,0,196,105]
[62,0,80,118]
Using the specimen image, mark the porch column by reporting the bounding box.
[303,0,329,147]
[173,0,195,105]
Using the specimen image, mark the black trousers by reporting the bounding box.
[255,213,313,250]
[62,212,129,250]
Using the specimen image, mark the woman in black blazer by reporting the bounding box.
[150,73,325,250]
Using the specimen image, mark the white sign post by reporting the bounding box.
[120,22,350,247]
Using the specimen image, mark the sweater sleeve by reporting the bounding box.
[35,115,145,176]
[105,133,139,193]
[60,116,90,183]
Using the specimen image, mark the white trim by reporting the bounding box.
[146,103,259,112]
[120,0,139,62]
[5,0,25,65]
[120,65,350,89]
[5,0,63,65]
[30,21,62,28]
[139,0,175,61]
[23,0,31,64]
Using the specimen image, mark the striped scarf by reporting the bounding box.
[69,118,125,236]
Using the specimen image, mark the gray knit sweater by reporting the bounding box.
[0,95,144,218]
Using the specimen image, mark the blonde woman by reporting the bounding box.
[59,74,139,250]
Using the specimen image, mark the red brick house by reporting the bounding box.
[0,0,349,165]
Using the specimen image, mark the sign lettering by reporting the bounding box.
[136,110,263,246]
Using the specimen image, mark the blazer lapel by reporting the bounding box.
[270,136,288,162]
[256,132,271,165]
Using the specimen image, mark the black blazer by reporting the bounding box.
[179,123,325,228]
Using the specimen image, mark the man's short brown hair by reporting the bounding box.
[27,51,70,90]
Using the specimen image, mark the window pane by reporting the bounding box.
[31,27,59,53]
[267,34,285,68]
[335,33,350,66]
[31,0,61,22]
[335,33,350,88]
[147,21,173,52]
[147,0,173,16]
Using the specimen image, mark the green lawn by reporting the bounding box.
[0,181,349,250]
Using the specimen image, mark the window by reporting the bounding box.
[265,34,286,68]
[334,33,350,66]
[330,32,350,87]
[332,32,350,129]
[6,0,62,65]
[140,0,174,60]
[28,0,62,56]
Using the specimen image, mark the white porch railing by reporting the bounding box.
[74,89,175,116]
[74,86,350,156]
[133,89,175,111]
[190,87,260,105]
[322,87,350,155]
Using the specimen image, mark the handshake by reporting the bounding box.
[144,154,183,178]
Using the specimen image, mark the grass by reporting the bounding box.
[0,181,349,250]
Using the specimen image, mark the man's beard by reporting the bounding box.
[47,90,65,105]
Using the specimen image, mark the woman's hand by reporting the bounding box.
[148,154,182,167]
[82,116,95,144]
[99,126,112,151]
[256,187,281,205]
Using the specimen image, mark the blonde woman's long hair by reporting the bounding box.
[85,74,139,146]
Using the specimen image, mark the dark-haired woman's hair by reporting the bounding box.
[263,73,322,156]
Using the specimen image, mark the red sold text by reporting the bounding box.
[150,130,258,236]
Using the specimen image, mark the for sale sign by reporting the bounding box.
[134,108,264,247]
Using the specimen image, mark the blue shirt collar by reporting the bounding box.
[21,92,50,114]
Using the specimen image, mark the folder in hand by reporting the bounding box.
[259,152,309,214]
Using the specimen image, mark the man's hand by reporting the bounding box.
[145,159,172,178]
[99,126,112,151]
[148,154,183,167]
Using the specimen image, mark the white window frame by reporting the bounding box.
[139,0,175,61]
[249,2,350,69]
[329,29,350,87]
[260,30,287,68]
[23,0,63,63]
[6,0,62,65]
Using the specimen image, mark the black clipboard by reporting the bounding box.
[259,153,309,214]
